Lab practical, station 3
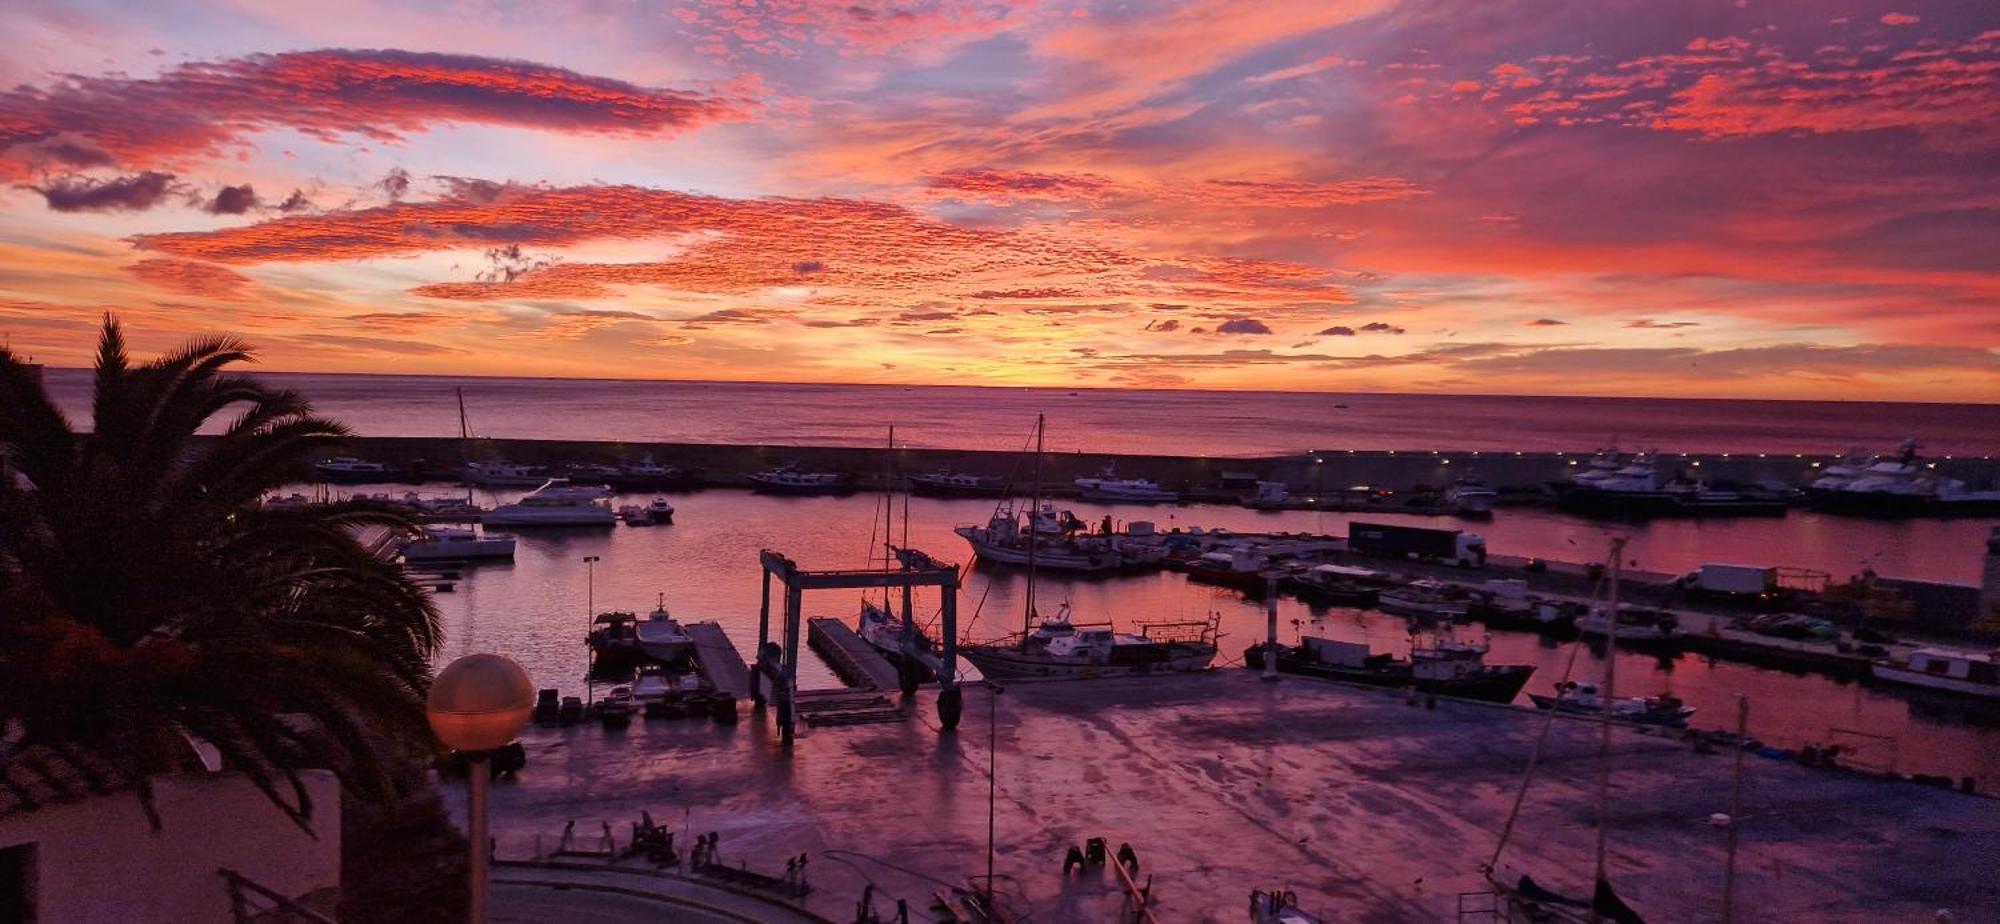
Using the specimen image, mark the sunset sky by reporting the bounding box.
[1,0,1994,399]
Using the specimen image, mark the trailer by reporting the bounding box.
[1680,563,1777,598]
[1346,521,1486,568]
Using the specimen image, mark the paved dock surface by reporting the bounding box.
[684,621,751,697]
[478,670,1998,922]
[806,617,901,691]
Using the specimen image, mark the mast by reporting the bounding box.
[1022,414,1043,648]
[457,386,470,442]
[1593,536,1627,887]
[884,425,896,610]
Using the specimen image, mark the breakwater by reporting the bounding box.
[330,437,2000,495]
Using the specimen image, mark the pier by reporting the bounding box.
[684,622,750,698]
[476,669,1999,922]
[805,617,902,692]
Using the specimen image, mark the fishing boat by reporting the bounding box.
[1443,476,1497,518]
[1181,548,1272,595]
[909,469,1008,497]
[1074,465,1179,504]
[607,453,683,490]
[1870,648,2000,700]
[955,507,1128,573]
[960,604,1219,680]
[636,596,694,664]
[1281,564,1383,607]
[1528,680,1695,727]
[464,460,547,487]
[750,464,853,495]
[617,497,675,526]
[313,456,390,483]
[1244,634,1533,703]
[1377,579,1472,621]
[483,479,617,527]
[586,612,643,664]
[399,525,515,563]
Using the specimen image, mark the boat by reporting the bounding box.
[607,453,684,490]
[1181,548,1273,595]
[313,456,390,483]
[1806,439,2000,516]
[1576,606,1683,648]
[1443,476,1497,518]
[398,491,485,520]
[1377,579,1472,621]
[954,506,1129,573]
[587,611,644,665]
[261,491,319,511]
[483,479,616,527]
[636,596,694,664]
[618,497,674,526]
[464,459,547,487]
[1074,465,1179,504]
[1409,635,1536,703]
[908,469,1008,497]
[858,599,941,682]
[399,525,516,563]
[1555,449,1789,517]
[750,464,853,495]
[1870,648,2000,700]
[960,604,1219,680]
[1528,680,1694,727]
[1281,564,1383,607]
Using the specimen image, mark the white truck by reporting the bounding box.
[1679,563,1777,598]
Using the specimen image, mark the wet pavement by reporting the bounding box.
[470,670,1999,922]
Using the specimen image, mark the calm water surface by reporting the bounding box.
[425,489,1999,789]
[39,368,2000,456]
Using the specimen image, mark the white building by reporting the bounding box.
[1,743,340,923]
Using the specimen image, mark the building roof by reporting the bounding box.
[0,742,132,820]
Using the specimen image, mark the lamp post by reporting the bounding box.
[428,653,534,924]
[583,555,600,706]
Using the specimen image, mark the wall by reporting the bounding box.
[0,770,340,924]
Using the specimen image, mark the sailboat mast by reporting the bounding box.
[1022,414,1043,646]
[457,386,470,442]
[1593,536,1627,886]
[884,425,896,609]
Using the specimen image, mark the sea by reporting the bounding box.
[32,369,2000,787]
[34,369,2000,456]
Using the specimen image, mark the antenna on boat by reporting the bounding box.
[1022,414,1044,650]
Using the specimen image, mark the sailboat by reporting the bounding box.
[456,387,546,486]
[958,415,1218,680]
[1481,538,1652,923]
[855,426,945,687]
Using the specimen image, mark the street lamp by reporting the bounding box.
[428,653,534,924]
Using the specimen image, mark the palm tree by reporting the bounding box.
[0,317,440,830]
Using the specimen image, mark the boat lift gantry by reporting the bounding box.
[752,547,964,745]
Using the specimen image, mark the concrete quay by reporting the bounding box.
[470,669,1998,922]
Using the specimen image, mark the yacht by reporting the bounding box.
[399,526,515,563]
[482,479,616,527]
[464,460,547,487]
[1807,439,2000,516]
[1557,449,1788,517]
[397,492,484,520]
[1442,476,1497,518]
[636,596,694,663]
[857,599,942,682]
[908,469,1008,497]
[314,456,390,483]
[959,604,1217,679]
[1870,648,2000,700]
[750,464,852,495]
[1529,681,1694,727]
[1074,466,1179,504]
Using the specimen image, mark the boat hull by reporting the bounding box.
[908,477,1009,498]
[962,644,1215,680]
[750,478,853,495]
[1246,646,1533,703]
[958,536,1125,573]
[1871,665,2000,699]
[1284,579,1380,608]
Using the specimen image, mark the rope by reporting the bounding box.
[1482,572,1607,877]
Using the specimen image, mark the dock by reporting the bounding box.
[683,621,750,698]
[805,617,901,692]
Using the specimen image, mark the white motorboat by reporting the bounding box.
[1576,606,1684,647]
[1871,648,2000,699]
[398,492,484,520]
[635,597,694,664]
[1377,579,1472,620]
[908,470,1007,497]
[483,479,616,527]
[959,604,1218,680]
[1443,477,1497,517]
[1074,465,1179,503]
[400,526,515,562]
[1528,680,1695,727]
[314,456,389,483]
[1806,439,2000,515]
[618,497,675,526]
[464,460,547,487]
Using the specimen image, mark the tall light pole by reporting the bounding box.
[428,654,534,924]
[583,555,600,705]
[985,679,1004,904]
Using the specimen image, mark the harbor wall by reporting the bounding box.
[327,437,2000,494]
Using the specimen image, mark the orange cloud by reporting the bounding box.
[122,258,254,299]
